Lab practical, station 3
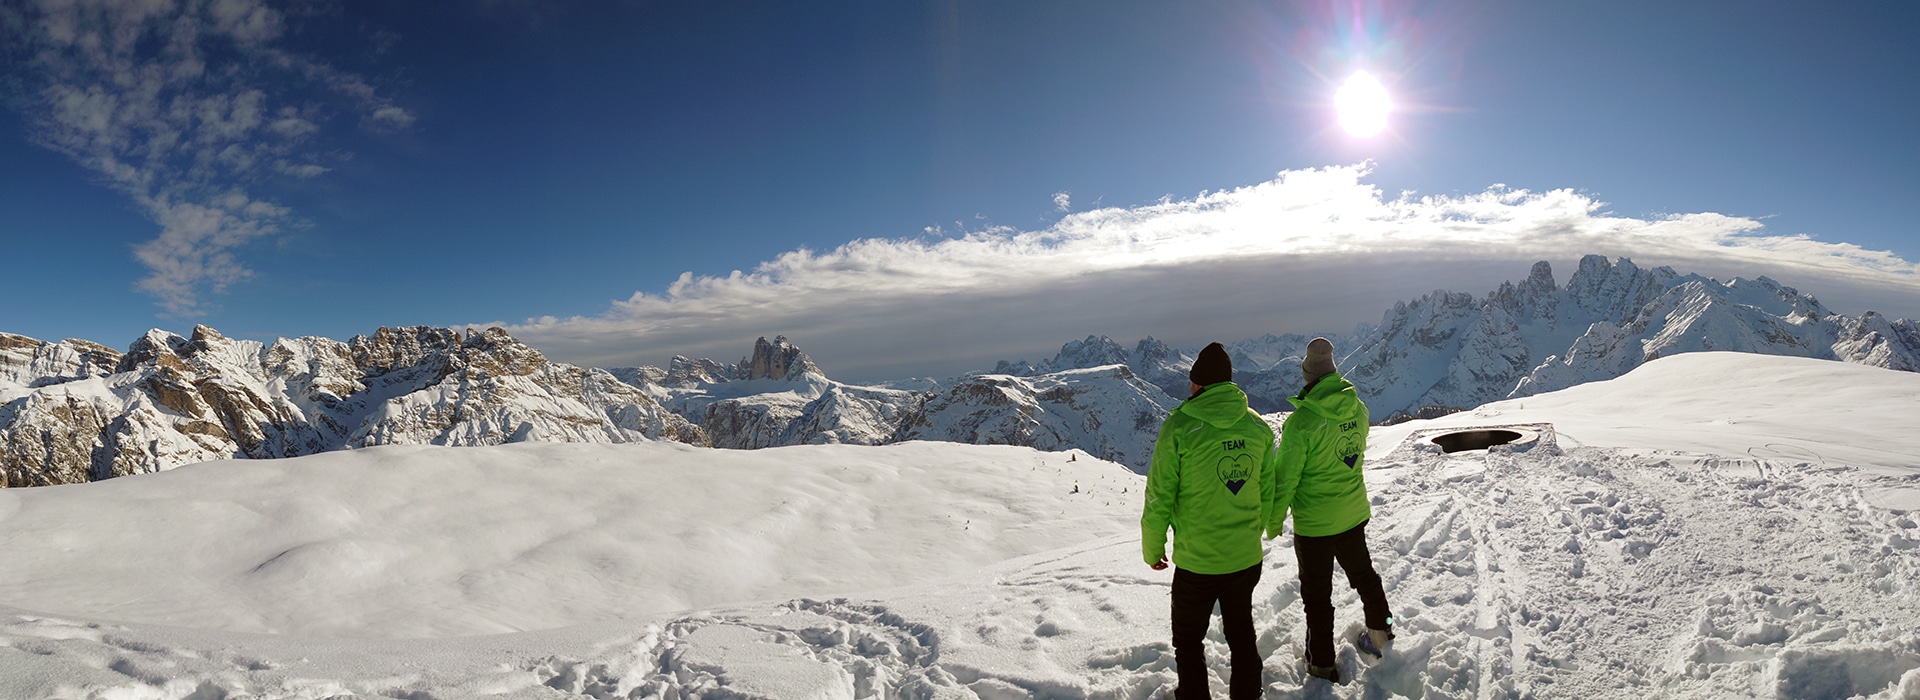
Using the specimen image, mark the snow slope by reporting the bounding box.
[0,441,1137,639]
[2,353,1918,699]
[1373,352,1920,489]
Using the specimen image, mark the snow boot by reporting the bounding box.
[1305,661,1341,684]
[1357,625,1395,659]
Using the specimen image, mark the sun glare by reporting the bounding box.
[1336,70,1392,137]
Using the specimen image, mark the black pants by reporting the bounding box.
[1294,520,1393,667]
[1171,563,1262,700]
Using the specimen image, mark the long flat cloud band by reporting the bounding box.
[497,165,1920,380]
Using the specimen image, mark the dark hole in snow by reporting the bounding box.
[1432,429,1523,453]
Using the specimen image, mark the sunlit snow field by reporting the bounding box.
[2,352,1917,699]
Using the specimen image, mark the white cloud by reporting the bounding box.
[1053,191,1070,212]
[497,165,1920,381]
[273,161,329,178]
[13,0,409,316]
[132,193,286,314]
[268,109,319,138]
[207,0,279,43]
[364,105,417,132]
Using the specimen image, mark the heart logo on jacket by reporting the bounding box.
[1217,453,1254,495]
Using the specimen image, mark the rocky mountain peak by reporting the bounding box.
[189,324,225,344]
[1,334,122,388]
[1489,260,1561,321]
[351,326,464,377]
[0,333,37,354]
[1133,337,1178,367]
[664,356,739,386]
[1564,256,1682,324]
[1518,260,1558,299]
[742,336,820,381]
[455,327,548,377]
[1725,275,1830,318]
[1570,253,1615,286]
[181,324,248,366]
[115,329,192,374]
[1051,336,1130,370]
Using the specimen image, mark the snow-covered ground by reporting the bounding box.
[1,352,1917,699]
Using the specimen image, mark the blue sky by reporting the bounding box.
[3,1,1917,380]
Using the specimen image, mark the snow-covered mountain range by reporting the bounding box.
[1343,255,1920,421]
[4,254,1916,486]
[986,254,1918,423]
[614,335,1175,468]
[0,325,704,488]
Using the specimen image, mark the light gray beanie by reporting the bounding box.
[1302,337,1337,382]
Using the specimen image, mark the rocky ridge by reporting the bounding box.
[0,326,704,488]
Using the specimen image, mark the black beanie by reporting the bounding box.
[1189,342,1232,387]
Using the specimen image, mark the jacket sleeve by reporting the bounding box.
[1141,417,1182,565]
[1268,416,1306,538]
[1262,424,1282,539]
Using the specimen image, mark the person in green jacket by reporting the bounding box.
[1272,337,1394,683]
[1142,342,1279,700]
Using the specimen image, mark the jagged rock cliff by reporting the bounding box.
[0,326,705,487]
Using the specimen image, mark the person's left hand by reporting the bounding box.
[1149,558,1168,571]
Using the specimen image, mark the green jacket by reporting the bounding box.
[1141,382,1280,574]
[1270,372,1372,537]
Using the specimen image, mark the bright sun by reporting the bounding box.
[1335,70,1392,137]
